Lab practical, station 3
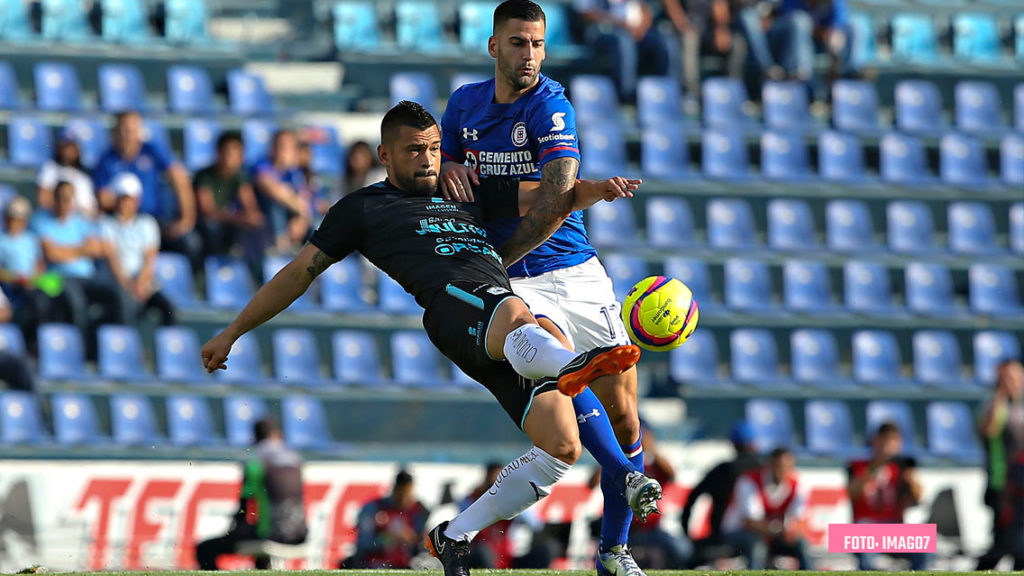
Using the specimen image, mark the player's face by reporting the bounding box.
[491,18,545,92]
[380,125,441,196]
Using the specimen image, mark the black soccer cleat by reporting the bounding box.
[426,520,471,576]
[556,344,641,397]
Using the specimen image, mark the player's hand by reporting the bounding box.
[440,161,479,202]
[201,331,235,373]
[598,177,641,201]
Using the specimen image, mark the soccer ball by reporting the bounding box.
[621,275,699,352]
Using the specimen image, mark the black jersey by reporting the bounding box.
[310,179,518,308]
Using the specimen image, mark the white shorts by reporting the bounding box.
[511,256,631,352]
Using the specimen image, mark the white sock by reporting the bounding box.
[503,324,577,379]
[444,446,570,542]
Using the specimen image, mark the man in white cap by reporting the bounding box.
[99,173,175,325]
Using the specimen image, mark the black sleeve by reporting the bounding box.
[473,177,520,221]
[310,194,363,260]
[846,464,856,482]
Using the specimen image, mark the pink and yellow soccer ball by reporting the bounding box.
[621,275,699,352]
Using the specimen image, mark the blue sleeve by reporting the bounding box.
[440,90,465,164]
[527,95,580,170]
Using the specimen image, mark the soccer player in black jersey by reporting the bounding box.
[201,101,662,576]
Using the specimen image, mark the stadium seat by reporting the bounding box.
[8,117,52,167]
[818,131,868,182]
[332,330,383,385]
[0,323,25,355]
[52,393,104,445]
[844,260,899,315]
[638,76,681,128]
[880,132,933,184]
[913,330,968,388]
[707,198,756,248]
[826,199,877,252]
[390,72,437,114]
[886,201,937,253]
[165,0,209,44]
[333,1,380,51]
[97,324,148,380]
[0,61,22,109]
[539,2,573,50]
[305,124,344,177]
[215,333,265,383]
[264,255,317,311]
[1,391,48,444]
[955,81,1005,133]
[731,329,793,388]
[895,80,943,134]
[905,262,959,317]
[974,331,1021,385]
[144,119,172,157]
[450,361,477,388]
[1017,15,1024,63]
[1017,84,1024,131]
[391,330,444,387]
[806,400,862,458]
[587,194,638,246]
[663,257,715,312]
[603,254,649,302]
[646,197,696,249]
[763,81,812,131]
[167,65,216,115]
[1002,134,1024,187]
[853,330,913,387]
[41,0,94,41]
[927,402,983,464]
[183,118,221,172]
[322,255,371,312]
[849,12,876,68]
[155,326,204,382]
[670,330,724,387]
[378,273,419,315]
[110,394,161,446]
[702,129,751,180]
[724,259,773,312]
[702,77,752,127]
[866,400,920,453]
[832,80,881,133]
[242,119,276,167]
[792,330,851,386]
[98,63,147,113]
[273,328,327,385]
[282,395,334,450]
[571,75,620,125]
[953,13,1000,62]
[641,124,691,180]
[940,133,990,186]
[783,260,835,313]
[745,399,795,452]
[891,14,938,62]
[155,252,196,308]
[205,256,255,309]
[457,1,496,53]
[64,117,109,168]
[450,72,489,94]
[761,131,811,180]
[767,199,817,250]
[101,0,152,43]
[396,1,443,50]
[969,263,1024,316]
[167,395,218,447]
[38,323,87,380]
[1011,203,1024,254]
[227,69,273,116]
[0,0,35,40]
[224,395,267,447]
[949,202,1000,254]
[580,125,628,179]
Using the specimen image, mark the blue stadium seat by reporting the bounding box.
[306,124,344,177]
[97,324,148,380]
[953,13,1000,62]
[167,395,218,447]
[227,70,273,116]
[224,395,267,447]
[1017,15,1024,63]
[826,199,877,252]
[783,260,835,313]
[41,0,94,41]
[167,65,216,115]
[927,402,983,464]
[974,331,1021,385]
[580,125,628,179]
[38,323,87,380]
[891,13,938,62]
[670,330,724,387]
[587,194,637,246]
[242,119,276,167]
[763,81,812,131]
[390,72,437,113]
[101,0,152,43]
[806,400,862,458]
[641,124,691,180]
[322,256,371,312]
[761,131,811,180]
[895,80,943,134]
[702,77,752,127]
[1,392,48,444]
[646,197,696,249]
[955,81,1005,133]
[724,258,773,312]
[887,201,937,253]
[603,254,649,302]
[110,394,161,446]
[866,400,920,453]
[854,330,913,387]
[1018,84,1024,131]
[332,330,383,385]
[731,329,791,388]
[849,12,877,68]
[282,395,334,450]
[844,260,899,315]
[64,117,109,168]
[664,257,715,312]
[183,118,221,172]
[0,61,23,109]
[905,262,959,317]
[396,1,443,50]
[391,330,444,387]
[745,399,795,452]
[1002,134,1024,187]
[638,76,681,128]
[949,202,1000,254]
[940,133,990,186]
[52,393,103,445]
[378,273,419,315]
[450,72,489,94]
[155,252,196,307]
[702,129,751,180]
[0,0,35,40]
[539,2,573,50]
[707,198,756,248]
[913,330,967,388]
[832,80,880,133]
[216,332,265,383]
[205,256,255,309]
[273,328,327,385]
[333,1,380,51]
[969,263,1023,316]
[768,199,817,250]
[572,75,620,125]
[880,132,933,184]
[98,63,147,113]
[264,255,317,311]
[8,117,52,167]
[155,326,204,382]
[0,323,25,355]
[819,131,867,182]
[1011,203,1024,254]
[458,2,497,53]
[792,330,852,387]
[165,0,209,44]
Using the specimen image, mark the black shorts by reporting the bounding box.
[422,280,558,430]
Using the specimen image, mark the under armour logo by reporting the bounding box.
[577,408,600,424]
[463,127,479,141]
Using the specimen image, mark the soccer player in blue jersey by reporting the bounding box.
[439,2,658,575]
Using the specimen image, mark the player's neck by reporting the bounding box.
[493,77,539,104]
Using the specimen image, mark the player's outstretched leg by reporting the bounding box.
[555,344,641,398]
[426,520,470,576]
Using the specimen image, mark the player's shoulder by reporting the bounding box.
[532,75,571,106]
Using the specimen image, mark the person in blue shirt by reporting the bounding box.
[440,3,658,575]
[0,197,61,349]
[250,130,314,252]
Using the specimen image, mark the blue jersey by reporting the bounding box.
[442,74,597,278]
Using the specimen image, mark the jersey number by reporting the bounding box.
[600,304,624,340]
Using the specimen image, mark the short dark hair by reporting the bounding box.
[493,0,545,33]
[395,469,414,487]
[253,417,280,443]
[380,100,437,145]
[216,130,243,151]
[114,110,141,124]
[876,421,901,437]
[272,129,296,146]
[769,447,791,460]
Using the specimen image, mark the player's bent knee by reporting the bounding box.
[539,437,581,465]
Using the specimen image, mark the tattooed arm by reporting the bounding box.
[498,157,580,268]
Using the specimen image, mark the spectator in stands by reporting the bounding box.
[196,417,307,570]
[35,132,97,219]
[251,130,313,252]
[297,139,331,226]
[193,131,264,258]
[659,0,746,98]
[99,173,175,326]
[0,287,35,392]
[0,197,56,337]
[93,111,200,268]
[720,447,813,570]
[344,140,386,195]
[976,359,1024,570]
[346,470,429,569]
[847,422,928,571]
[991,450,1024,570]
[574,0,677,100]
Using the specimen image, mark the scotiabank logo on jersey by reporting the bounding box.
[464,149,538,176]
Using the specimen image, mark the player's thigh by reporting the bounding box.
[522,388,581,464]
[510,276,574,350]
[555,259,630,351]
